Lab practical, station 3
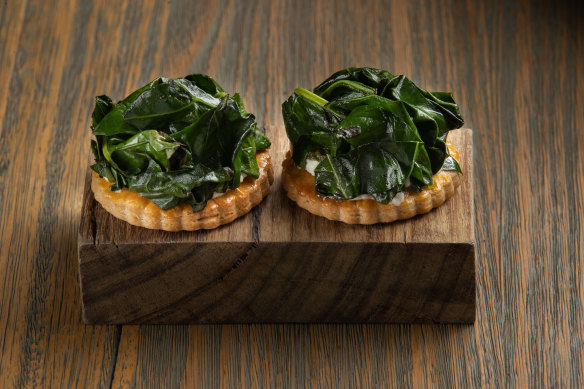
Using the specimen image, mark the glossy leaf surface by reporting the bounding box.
[282,67,463,203]
[91,75,270,210]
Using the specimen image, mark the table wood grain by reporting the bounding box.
[0,0,582,387]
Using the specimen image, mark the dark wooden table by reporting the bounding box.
[1,0,582,387]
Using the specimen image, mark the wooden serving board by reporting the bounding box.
[78,128,475,324]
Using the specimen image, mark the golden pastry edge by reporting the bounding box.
[282,142,462,224]
[91,150,274,231]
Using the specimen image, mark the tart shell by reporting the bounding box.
[92,150,274,231]
[282,142,462,224]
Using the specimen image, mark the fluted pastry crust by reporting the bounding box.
[282,142,461,224]
[92,150,273,231]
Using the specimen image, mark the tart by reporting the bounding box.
[282,142,460,224]
[89,74,272,231]
[281,67,464,224]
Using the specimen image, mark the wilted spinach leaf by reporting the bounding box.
[354,144,405,203]
[185,74,226,97]
[313,67,394,94]
[91,95,114,129]
[314,154,359,200]
[103,130,181,172]
[442,155,462,173]
[282,67,463,203]
[123,78,220,130]
[90,74,270,211]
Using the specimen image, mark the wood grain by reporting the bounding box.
[1,0,583,387]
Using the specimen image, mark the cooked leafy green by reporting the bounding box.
[91,75,270,211]
[282,67,463,203]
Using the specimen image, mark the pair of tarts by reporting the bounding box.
[91,69,464,231]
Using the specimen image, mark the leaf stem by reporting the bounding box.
[324,154,349,198]
[295,87,328,106]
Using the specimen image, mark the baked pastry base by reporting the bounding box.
[282,142,462,224]
[92,150,273,231]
